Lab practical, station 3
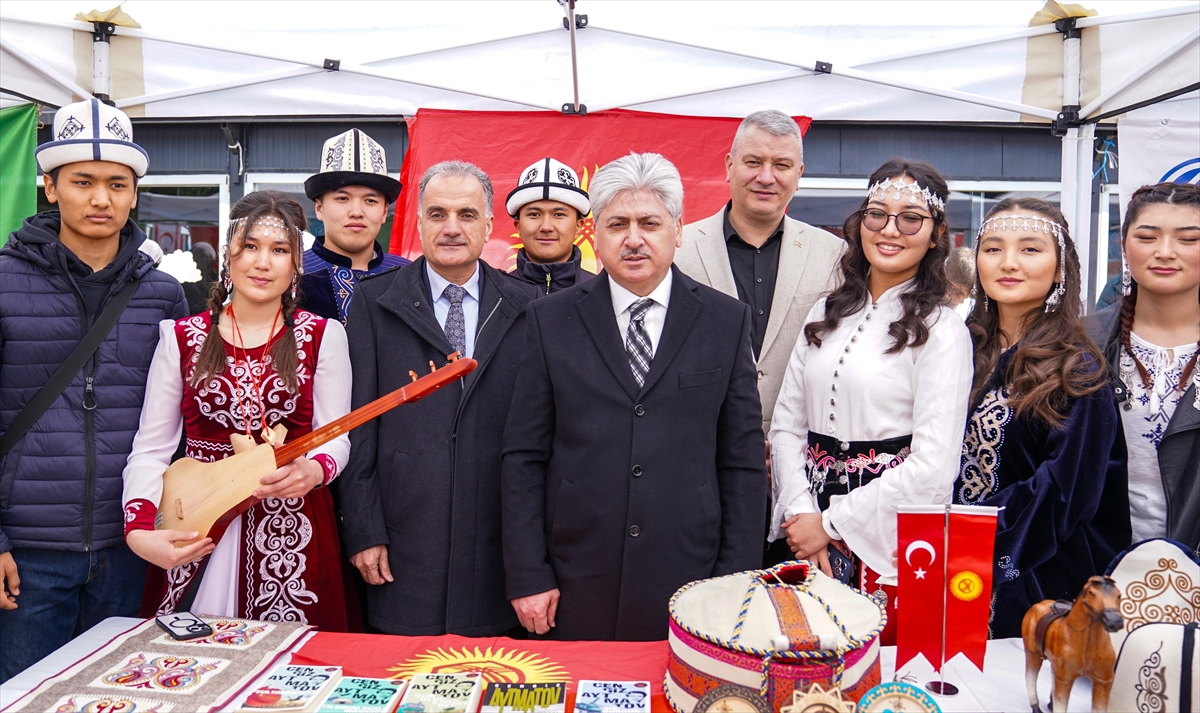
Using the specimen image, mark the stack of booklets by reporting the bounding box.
[396,672,483,713]
[239,665,406,713]
[480,682,566,713]
[573,681,651,713]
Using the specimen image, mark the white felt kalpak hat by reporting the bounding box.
[36,99,149,177]
[505,157,590,218]
[304,128,402,204]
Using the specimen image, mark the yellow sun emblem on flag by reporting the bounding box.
[506,164,601,274]
[950,570,984,601]
[386,646,570,684]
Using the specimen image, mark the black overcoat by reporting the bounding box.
[338,257,538,635]
[501,267,768,641]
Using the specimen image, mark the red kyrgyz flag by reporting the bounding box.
[944,505,998,672]
[896,506,946,671]
[389,108,811,269]
[290,631,669,712]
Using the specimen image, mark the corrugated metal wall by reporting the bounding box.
[36,118,1065,181]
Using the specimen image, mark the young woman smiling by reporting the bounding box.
[955,197,1130,638]
[769,158,973,644]
[1087,183,1200,552]
[122,191,354,629]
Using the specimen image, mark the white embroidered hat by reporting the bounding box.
[304,128,401,204]
[505,158,590,218]
[35,99,149,177]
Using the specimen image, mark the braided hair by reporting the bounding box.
[190,190,308,392]
[1118,182,1200,393]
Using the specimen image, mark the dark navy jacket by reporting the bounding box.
[506,246,594,296]
[299,234,408,323]
[954,347,1131,638]
[0,212,188,553]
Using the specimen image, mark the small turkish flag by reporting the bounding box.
[896,506,946,671]
[945,505,998,672]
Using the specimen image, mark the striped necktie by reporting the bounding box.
[626,298,654,387]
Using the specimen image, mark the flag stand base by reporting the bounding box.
[925,681,959,696]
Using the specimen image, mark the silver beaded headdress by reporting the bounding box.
[977,215,1068,312]
[866,176,946,214]
[230,215,293,239]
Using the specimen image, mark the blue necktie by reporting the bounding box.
[442,284,467,356]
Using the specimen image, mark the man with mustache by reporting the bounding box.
[300,129,409,323]
[337,161,538,635]
[0,100,187,681]
[501,152,767,640]
[674,110,845,566]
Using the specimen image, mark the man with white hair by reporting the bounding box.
[501,152,767,641]
[337,160,538,636]
[675,110,844,436]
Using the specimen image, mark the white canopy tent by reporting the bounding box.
[2,0,1197,303]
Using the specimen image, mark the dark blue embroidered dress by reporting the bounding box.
[300,233,409,323]
[954,347,1131,638]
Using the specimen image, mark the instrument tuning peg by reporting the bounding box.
[409,370,419,383]
[429,361,437,373]
[448,351,461,361]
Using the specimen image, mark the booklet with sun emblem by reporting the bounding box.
[396,673,482,713]
[239,665,342,712]
[479,682,566,713]
[573,681,650,713]
[315,677,405,713]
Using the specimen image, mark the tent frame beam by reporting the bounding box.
[3,17,556,111]
[590,26,1057,119]
[0,36,92,102]
[1079,27,1199,118]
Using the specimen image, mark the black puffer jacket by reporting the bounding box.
[0,212,188,553]
[508,245,594,295]
[1087,302,1200,553]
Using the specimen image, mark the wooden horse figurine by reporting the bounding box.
[1021,575,1123,713]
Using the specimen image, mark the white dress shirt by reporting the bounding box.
[609,271,673,357]
[767,281,974,577]
[427,261,481,358]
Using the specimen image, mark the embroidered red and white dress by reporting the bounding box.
[122,310,352,630]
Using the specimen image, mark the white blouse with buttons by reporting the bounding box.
[768,281,974,577]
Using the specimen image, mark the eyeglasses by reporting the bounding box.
[860,208,934,236]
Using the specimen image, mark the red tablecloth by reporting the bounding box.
[291,632,672,711]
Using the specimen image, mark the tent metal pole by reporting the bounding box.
[568,0,581,113]
[0,36,93,101]
[1058,19,1096,311]
[1078,27,1199,118]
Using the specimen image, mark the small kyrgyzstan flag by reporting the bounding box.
[896,505,997,673]
[945,504,997,671]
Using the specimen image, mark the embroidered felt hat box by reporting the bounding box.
[665,561,884,712]
[1108,621,1199,712]
[1104,538,1200,652]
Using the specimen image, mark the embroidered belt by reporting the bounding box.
[804,432,912,512]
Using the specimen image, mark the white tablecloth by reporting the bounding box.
[1,618,1097,712]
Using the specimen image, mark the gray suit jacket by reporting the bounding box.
[675,209,845,432]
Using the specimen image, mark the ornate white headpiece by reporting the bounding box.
[867,176,945,214]
[230,215,293,240]
[977,214,1068,312]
